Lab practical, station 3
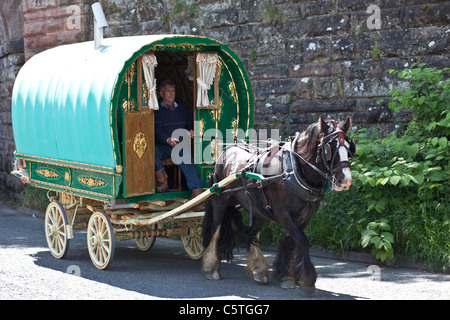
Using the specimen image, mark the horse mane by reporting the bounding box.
[294,123,322,163]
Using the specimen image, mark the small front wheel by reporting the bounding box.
[87,211,115,270]
[134,226,156,251]
[181,224,204,260]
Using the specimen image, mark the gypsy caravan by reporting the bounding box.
[11,34,259,269]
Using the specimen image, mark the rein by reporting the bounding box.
[288,132,334,184]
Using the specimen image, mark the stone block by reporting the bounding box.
[287,36,331,63]
[380,27,449,58]
[330,33,375,61]
[290,99,355,115]
[252,79,295,97]
[23,0,58,13]
[23,21,47,37]
[292,77,313,100]
[250,64,289,80]
[313,76,344,100]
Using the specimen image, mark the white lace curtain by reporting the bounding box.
[142,54,158,110]
[196,53,219,108]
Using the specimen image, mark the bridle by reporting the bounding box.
[317,120,356,176]
[217,123,356,226]
[289,121,356,185]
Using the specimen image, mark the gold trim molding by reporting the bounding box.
[36,169,59,178]
[78,177,106,187]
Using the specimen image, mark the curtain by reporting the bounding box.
[142,54,158,110]
[196,53,219,108]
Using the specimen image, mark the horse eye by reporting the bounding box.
[324,144,332,162]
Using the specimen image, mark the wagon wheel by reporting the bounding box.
[181,224,204,260]
[87,211,115,270]
[45,201,70,259]
[134,226,156,251]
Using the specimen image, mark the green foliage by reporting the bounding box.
[19,184,48,211]
[306,63,450,271]
[173,1,196,19]
[359,219,394,262]
[261,0,287,27]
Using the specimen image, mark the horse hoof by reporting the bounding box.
[205,271,221,280]
[252,273,269,284]
[299,285,316,297]
[280,278,296,289]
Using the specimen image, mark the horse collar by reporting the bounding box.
[282,148,326,202]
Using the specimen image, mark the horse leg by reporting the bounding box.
[274,224,317,294]
[289,229,317,295]
[202,224,222,280]
[273,236,297,289]
[246,232,269,284]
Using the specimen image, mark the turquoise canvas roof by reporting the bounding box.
[11,35,253,173]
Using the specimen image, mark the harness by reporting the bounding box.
[218,125,355,226]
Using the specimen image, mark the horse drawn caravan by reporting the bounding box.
[11,34,258,269]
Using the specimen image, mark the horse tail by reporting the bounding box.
[201,200,215,248]
[201,173,217,249]
[201,173,249,262]
[217,205,246,262]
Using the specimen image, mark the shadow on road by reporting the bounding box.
[31,234,363,300]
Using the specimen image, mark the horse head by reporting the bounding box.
[317,116,355,191]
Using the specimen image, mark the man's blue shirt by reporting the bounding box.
[154,101,193,144]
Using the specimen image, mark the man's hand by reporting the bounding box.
[167,137,179,147]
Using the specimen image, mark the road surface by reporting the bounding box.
[0,200,448,300]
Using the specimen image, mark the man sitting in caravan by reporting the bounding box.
[154,80,203,201]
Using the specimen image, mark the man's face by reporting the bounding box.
[160,84,176,106]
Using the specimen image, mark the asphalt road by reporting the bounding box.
[0,200,449,300]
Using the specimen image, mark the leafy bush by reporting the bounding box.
[307,63,449,271]
[360,219,394,262]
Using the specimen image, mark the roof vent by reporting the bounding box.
[91,2,108,51]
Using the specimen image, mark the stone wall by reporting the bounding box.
[22,0,89,60]
[0,0,449,196]
[100,0,449,134]
[0,0,25,195]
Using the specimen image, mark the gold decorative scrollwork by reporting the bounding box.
[210,98,223,122]
[124,61,136,85]
[142,83,149,106]
[229,82,238,104]
[37,169,59,178]
[199,120,205,137]
[232,119,238,138]
[132,131,148,160]
[122,100,136,112]
[78,177,106,187]
[210,138,217,161]
[64,168,71,187]
[149,43,202,52]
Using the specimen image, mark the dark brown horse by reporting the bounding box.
[201,116,355,295]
